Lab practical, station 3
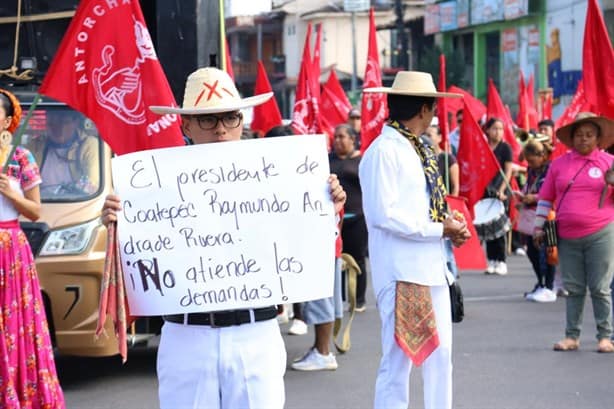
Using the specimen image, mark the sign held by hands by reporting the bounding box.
[112,135,336,315]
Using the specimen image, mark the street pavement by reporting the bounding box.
[58,254,613,409]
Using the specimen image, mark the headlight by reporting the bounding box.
[39,219,101,256]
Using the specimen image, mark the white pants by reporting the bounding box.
[374,283,452,409]
[157,318,286,409]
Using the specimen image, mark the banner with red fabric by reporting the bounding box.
[487,79,522,163]
[359,8,388,153]
[446,195,487,271]
[437,54,449,150]
[39,0,184,155]
[321,70,352,128]
[583,0,614,118]
[457,102,500,214]
[251,61,283,136]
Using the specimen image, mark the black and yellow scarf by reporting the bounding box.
[388,119,448,222]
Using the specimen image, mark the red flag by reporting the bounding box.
[437,54,449,150]
[251,61,282,136]
[516,71,529,129]
[539,91,553,121]
[321,70,352,127]
[457,102,500,212]
[224,39,235,80]
[526,74,538,129]
[39,0,183,155]
[360,8,388,153]
[447,85,487,124]
[291,23,322,135]
[583,0,614,118]
[446,196,487,271]
[487,79,522,162]
[552,80,591,159]
[527,74,535,109]
[312,24,322,83]
[554,80,592,129]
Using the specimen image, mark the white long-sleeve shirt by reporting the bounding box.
[359,125,451,298]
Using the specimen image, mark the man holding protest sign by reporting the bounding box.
[102,67,346,409]
[359,71,470,409]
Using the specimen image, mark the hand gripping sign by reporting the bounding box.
[111,135,336,316]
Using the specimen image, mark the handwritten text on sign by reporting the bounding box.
[111,135,336,316]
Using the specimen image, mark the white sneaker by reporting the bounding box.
[532,288,557,303]
[494,261,508,275]
[525,288,539,301]
[485,260,496,274]
[291,348,338,371]
[514,247,527,256]
[288,319,308,335]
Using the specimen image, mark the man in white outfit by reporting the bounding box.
[101,67,347,409]
[359,71,469,409]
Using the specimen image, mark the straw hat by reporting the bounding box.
[363,71,462,98]
[555,113,614,149]
[150,67,273,115]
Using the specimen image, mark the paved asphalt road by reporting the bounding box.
[57,254,613,409]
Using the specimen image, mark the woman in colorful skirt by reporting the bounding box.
[0,89,65,408]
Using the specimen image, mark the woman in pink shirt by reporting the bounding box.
[534,114,614,353]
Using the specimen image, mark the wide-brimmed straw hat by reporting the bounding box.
[555,112,614,149]
[363,71,462,98]
[150,67,273,115]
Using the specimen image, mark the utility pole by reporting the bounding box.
[395,0,408,69]
[351,11,358,91]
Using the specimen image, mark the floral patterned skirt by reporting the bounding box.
[0,220,65,408]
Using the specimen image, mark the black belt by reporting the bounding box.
[163,306,278,327]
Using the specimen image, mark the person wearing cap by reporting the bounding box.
[101,67,347,409]
[358,71,470,409]
[0,89,65,407]
[534,113,614,353]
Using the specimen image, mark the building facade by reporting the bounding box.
[425,0,614,119]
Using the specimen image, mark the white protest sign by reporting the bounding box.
[111,135,336,316]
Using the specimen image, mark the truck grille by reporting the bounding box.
[20,222,50,256]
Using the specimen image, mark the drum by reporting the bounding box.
[473,198,511,241]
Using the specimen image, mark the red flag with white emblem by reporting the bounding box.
[39,0,183,155]
[360,8,388,153]
[291,23,322,135]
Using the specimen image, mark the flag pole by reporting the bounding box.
[2,93,41,174]
[219,0,227,71]
[444,139,450,193]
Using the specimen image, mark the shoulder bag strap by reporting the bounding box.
[556,160,590,213]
